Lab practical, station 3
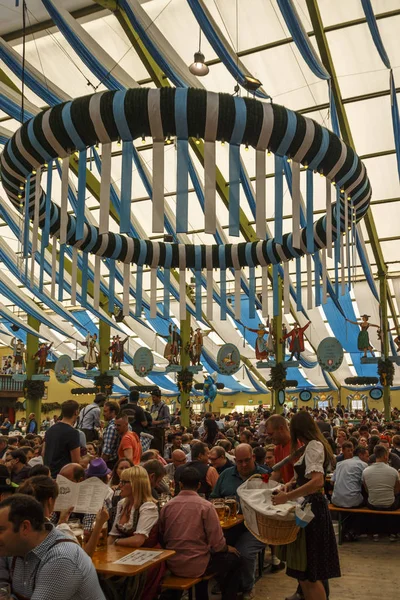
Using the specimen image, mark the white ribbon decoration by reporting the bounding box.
[204,92,219,234]
[292,161,301,249]
[99,143,112,235]
[71,246,78,306]
[59,157,69,245]
[148,89,164,233]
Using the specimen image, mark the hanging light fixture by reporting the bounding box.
[189,28,209,76]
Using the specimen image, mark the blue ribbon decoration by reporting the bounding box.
[195,244,202,320]
[273,264,279,317]
[314,251,321,307]
[219,245,227,320]
[136,240,147,317]
[334,187,341,298]
[40,162,52,291]
[175,89,189,233]
[108,259,116,313]
[246,243,256,319]
[23,174,31,258]
[229,97,247,237]
[58,245,65,302]
[76,149,86,241]
[120,141,133,234]
[81,252,89,307]
[163,244,173,318]
[306,169,314,254]
[275,155,284,245]
[276,110,297,156]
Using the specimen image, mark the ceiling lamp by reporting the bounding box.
[189,28,209,77]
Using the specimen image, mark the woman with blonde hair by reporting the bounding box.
[108,465,163,599]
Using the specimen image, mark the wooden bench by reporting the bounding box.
[328,504,400,545]
[161,575,201,599]
[161,573,216,599]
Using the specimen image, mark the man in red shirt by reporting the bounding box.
[266,415,293,484]
[115,414,142,465]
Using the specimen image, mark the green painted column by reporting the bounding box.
[379,270,391,421]
[179,312,191,428]
[273,276,284,414]
[25,315,41,423]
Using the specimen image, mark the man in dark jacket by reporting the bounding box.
[174,442,218,498]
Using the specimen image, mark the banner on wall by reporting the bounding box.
[133,348,154,377]
[217,344,241,375]
[55,355,73,383]
[317,338,343,372]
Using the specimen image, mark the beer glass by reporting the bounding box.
[213,501,230,524]
[225,497,237,520]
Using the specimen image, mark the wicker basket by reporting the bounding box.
[240,475,300,545]
[248,513,299,545]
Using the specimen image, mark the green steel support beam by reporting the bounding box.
[305,0,399,341]
[25,315,41,424]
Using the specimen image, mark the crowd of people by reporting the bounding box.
[0,394,398,600]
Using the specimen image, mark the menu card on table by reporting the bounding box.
[54,475,109,514]
[113,550,164,566]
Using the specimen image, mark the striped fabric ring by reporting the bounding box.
[0,87,371,269]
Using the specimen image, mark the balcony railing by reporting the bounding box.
[0,375,24,393]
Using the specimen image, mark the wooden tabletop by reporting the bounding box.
[92,546,175,577]
[222,514,244,530]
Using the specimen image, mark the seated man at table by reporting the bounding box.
[363,444,400,510]
[0,494,106,600]
[332,445,369,508]
[210,443,267,599]
[209,446,232,474]
[159,467,242,600]
[336,441,354,463]
[164,449,187,482]
[174,442,218,499]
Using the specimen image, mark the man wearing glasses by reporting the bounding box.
[210,444,268,600]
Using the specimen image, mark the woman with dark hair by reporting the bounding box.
[272,411,340,599]
[368,434,381,457]
[201,418,225,448]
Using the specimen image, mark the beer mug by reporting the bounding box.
[225,497,238,520]
[213,500,230,524]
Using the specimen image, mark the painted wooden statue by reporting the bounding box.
[11,337,25,374]
[345,314,379,358]
[246,320,273,361]
[159,325,181,365]
[107,335,129,369]
[80,333,100,370]
[282,321,311,361]
[33,342,53,374]
[189,328,210,366]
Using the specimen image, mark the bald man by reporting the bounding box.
[165,449,187,481]
[59,463,85,483]
[210,444,267,597]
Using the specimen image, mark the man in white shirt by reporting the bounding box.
[77,394,104,442]
[362,444,400,510]
[332,446,369,508]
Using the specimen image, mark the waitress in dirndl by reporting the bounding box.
[272,411,340,600]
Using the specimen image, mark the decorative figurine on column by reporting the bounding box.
[246,320,275,367]
[80,333,100,370]
[203,372,217,406]
[188,328,210,368]
[11,337,25,374]
[107,335,129,370]
[159,324,181,369]
[345,315,380,361]
[33,342,53,374]
[282,321,311,364]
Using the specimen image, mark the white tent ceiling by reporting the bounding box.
[0,0,399,393]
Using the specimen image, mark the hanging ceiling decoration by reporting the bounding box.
[0,87,370,322]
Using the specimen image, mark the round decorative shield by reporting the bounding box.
[317,338,344,372]
[217,344,241,375]
[369,387,383,400]
[55,354,73,383]
[133,348,154,377]
[277,389,286,406]
[299,389,312,402]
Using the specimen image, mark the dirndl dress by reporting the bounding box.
[357,328,369,351]
[278,440,341,582]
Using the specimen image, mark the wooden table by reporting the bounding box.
[92,546,175,577]
[222,514,244,530]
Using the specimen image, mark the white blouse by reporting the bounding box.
[109,500,159,538]
[294,440,325,479]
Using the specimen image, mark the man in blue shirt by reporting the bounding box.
[211,444,267,599]
[332,445,369,508]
